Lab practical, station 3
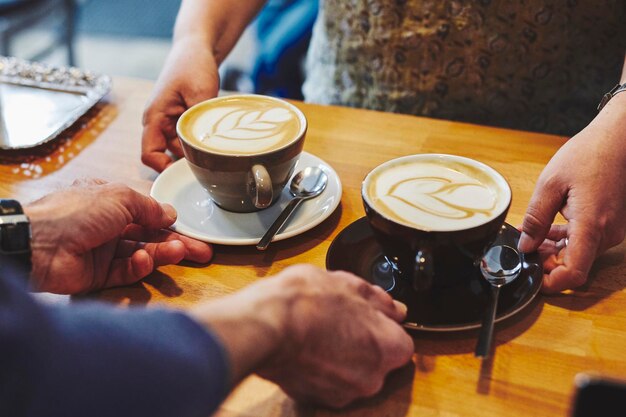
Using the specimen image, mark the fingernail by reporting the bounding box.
[394,300,408,316]
[162,203,177,220]
[517,232,535,253]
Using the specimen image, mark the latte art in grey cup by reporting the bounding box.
[179,95,304,155]
[364,155,511,232]
[177,94,307,212]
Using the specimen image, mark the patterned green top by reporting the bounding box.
[303,0,626,136]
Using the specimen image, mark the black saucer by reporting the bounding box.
[326,217,542,332]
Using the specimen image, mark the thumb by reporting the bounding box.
[518,179,566,253]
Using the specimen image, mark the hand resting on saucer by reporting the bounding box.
[519,93,626,294]
[25,178,213,294]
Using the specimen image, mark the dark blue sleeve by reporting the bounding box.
[0,265,230,417]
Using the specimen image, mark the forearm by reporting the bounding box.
[583,54,626,162]
[173,0,267,65]
[189,278,287,386]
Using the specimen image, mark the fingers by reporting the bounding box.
[334,270,407,323]
[141,119,176,173]
[167,135,184,157]
[378,315,415,370]
[130,250,155,281]
[353,280,414,369]
[141,56,219,174]
[122,224,213,263]
[116,239,187,267]
[117,187,178,230]
[518,178,566,253]
[164,233,213,263]
[103,240,189,289]
[532,222,595,293]
[545,224,568,242]
[102,250,154,289]
[106,248,179,289]
[256,265,414,409]
[111,231,212,286]
[333,271,414,370]
[541,221,600,293]
[143,152,175,173]
[534,226,568,256]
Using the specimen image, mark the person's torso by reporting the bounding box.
[303,0,626,135]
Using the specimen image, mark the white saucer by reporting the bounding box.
[150,152,342,245]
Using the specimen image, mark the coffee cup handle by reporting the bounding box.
[251,164,273,209]
[413,248,434,291]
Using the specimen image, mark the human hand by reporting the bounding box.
[141,37,220,172]
[518,101,626,293]
[190,264,414,408]
[25,179,213,294]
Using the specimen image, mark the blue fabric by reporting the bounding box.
[251,0,318,99]
[0,265,230,417]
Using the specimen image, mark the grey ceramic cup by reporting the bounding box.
[362,154,512,292]
[176,94,307,213]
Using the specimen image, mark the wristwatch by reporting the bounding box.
[597,82,626,112]
[0,199,32,278]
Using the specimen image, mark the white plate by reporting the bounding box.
[150,152,342,245]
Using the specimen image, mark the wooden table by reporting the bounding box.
[1,77,625,417]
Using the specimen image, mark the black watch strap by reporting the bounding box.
[598,83,626,112]
[0,199,32,280]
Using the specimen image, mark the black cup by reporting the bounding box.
[362,154,512,292]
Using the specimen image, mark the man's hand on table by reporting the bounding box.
[25,179,213,294]
[519,93,626,293]
[141,37,220,172]
[21,180,414,409]
[190,264,415,409]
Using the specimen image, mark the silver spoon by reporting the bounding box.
[256,166,328,251]
[475,245,522,358]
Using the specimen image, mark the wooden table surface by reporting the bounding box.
[2,76,625,417]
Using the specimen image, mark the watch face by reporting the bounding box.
[0,221,31,254]
[0,199,31,254]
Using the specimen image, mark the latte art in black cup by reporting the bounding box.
[362,154,512,292]
[179,95,304,155]
[364,158,510,231]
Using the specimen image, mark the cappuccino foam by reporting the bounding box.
[365,157,510,231]
[179,95,303,155]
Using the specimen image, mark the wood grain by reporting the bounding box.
[2,77,625,417]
